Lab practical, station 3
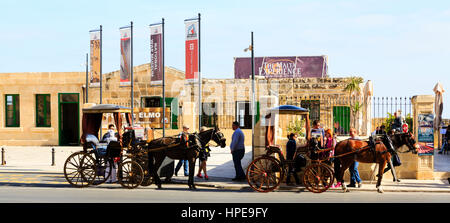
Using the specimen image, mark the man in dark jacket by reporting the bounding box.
[286,133,300,185]
[391,111,403,132]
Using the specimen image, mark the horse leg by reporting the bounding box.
[339,159,352,193]
[188,158,196,190]
[389,159,400,182]
[152,153,165,189]
[376,160,388,193]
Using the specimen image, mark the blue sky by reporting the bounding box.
[1,0,450,118]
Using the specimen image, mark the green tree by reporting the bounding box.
[287,119,306,137]
[343,77,364,128]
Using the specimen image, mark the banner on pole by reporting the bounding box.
[150,24,163,85]
[120,26,132,86]
[89,30,101,87]
[185,19,199,82]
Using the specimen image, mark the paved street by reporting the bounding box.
[0,183,449,203]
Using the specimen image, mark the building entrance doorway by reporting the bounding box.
[59,93,79,146]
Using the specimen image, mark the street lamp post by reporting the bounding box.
[245,32,255,159]
[251,32,255,160]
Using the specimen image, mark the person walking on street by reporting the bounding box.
[286,133,300,185]
[348,127,362,188]
[230,121,246,181]
[175,125,190,177]
[197,127,210,180]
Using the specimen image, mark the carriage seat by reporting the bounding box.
[86,134,108,157]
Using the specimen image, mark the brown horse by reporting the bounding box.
[334,133,419,193]
[147,128,226,190]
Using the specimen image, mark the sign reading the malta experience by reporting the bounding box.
[185,19,199,82]
[120,26,132,86]
[234,56,328,79]
[417,113,434,156]
[150,24,163,85]
[89,30,101,87]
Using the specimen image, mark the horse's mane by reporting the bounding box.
[147,135,181,147]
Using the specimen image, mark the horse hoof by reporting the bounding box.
[377,186,384,193]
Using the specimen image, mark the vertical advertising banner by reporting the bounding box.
[150,24,163,85]
[185,19,199,82]
[120,27,132,86]
[417,113,434,156]
[89,30,101,87]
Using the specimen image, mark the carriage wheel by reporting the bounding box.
[246,156,284,192]
[92,157,113,185]
[303,163,335,193]
[63,152,97,188]
[118,160,144,189]
[139,159,154,186]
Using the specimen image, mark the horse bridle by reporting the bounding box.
[403,133,418,153]
[196,129,225,147]
[393,132,418,153]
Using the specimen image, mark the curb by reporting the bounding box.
[172,179,450,193]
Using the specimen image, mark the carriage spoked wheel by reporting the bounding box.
[139,159,154,186]
[303,163,334,193]
[92,156,113,185]
[246,156,284,192]
[63,152,97,187]
[118,160,144,189]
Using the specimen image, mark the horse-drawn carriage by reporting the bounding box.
[63,104,148,189]
[246,105,420,193]
[64,104,228,190]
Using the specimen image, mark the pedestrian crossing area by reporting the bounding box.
[0,173,68,185]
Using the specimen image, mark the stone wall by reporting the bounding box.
[0,72,85,146]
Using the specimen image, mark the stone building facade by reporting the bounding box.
[0,72,85,146]
[0,63,446,180]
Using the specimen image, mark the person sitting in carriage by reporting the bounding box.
[391,111,403,133]
[102,124,118,144]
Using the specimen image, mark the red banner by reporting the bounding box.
[185,39,198,80]
[185,19,199,81]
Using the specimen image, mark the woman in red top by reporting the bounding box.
[324,129,340,188]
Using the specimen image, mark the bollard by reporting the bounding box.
[51,148,55,166]
[1,147,5,165]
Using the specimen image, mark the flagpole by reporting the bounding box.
[251,31,255,160]
[198,13,201,132]
[85,53,88,103]
[100,25,103,104]
[131,21,134,127]
[162,18,166,137]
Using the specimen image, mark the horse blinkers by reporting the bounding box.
[214,130,226,148]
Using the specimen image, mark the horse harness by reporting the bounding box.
[333,139,387,161]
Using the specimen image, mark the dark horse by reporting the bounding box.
[147,127,226,190]
[334,133,418,193]
[381,132,419,181]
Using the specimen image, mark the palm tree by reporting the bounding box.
[343,77,364,129]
